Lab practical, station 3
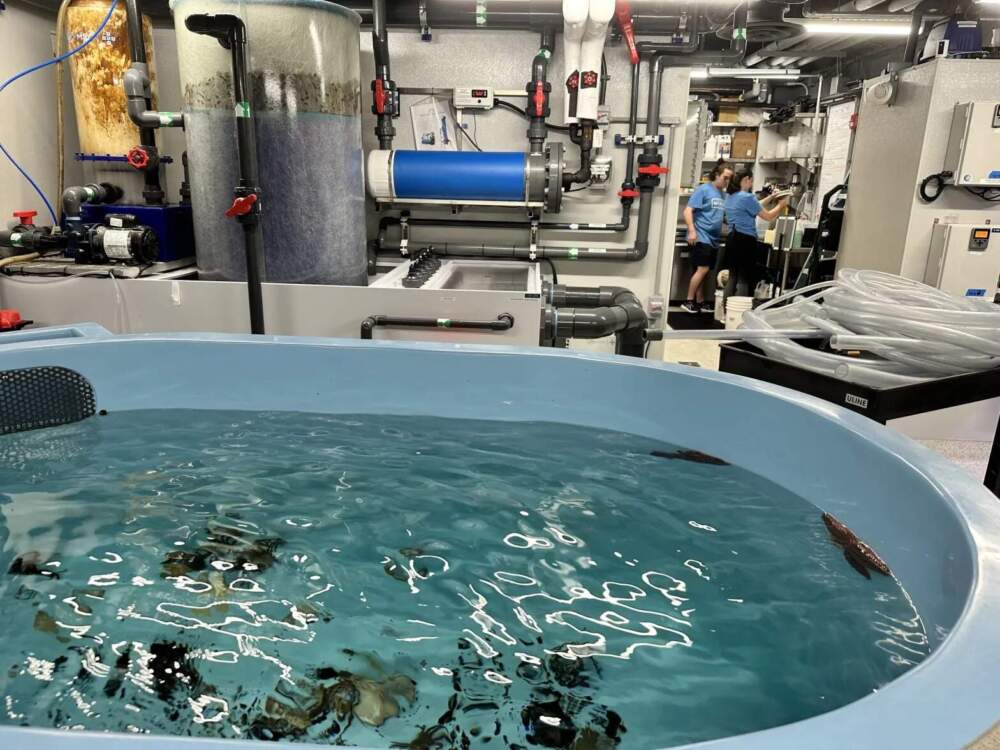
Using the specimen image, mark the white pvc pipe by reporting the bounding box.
[575,0,615,121]
[561,0,588,124]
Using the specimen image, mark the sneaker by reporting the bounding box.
[699,301,715,314]
[679,301,699,313]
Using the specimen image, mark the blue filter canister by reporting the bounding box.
[391,151,527,202]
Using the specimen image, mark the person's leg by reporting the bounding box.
[688,266,710,302]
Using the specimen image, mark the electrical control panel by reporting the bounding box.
[942,102,1000,188]
[453,87,494,109]
[925,222,1000,300]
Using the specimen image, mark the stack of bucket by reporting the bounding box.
[725,296,754,330]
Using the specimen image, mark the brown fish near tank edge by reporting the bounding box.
[822,512,891,579]
[650,449,730,466]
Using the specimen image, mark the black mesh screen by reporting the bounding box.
[0,366,96,435]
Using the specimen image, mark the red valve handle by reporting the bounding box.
[533,81,545,117]
[126,146,150,170]
[618,189,640,198]
[373,79,386,114]
[638,164,669,176]
[12,210,37,226]
[615,1,639,66]
[225,193,258,218]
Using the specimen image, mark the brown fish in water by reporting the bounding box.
[8,551,61,579]
[822,512,891,579]
[650,449,729,466]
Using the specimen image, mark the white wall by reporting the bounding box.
[0,0,82,225]
[840,58,1000,278]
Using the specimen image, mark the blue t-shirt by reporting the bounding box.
[725,191,763,238]
[688,183,726,247]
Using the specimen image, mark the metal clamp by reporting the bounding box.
[399,213,410,256]
[614,134,665,146]
[529,219,539,261]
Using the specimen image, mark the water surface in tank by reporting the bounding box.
[0,411,928,748]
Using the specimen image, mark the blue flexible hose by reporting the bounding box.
[0,0,119,224]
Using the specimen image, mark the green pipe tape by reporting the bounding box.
[235,101,252,118]
[437,319,452,328]
[9,233,22,248]
[567,248,579,259]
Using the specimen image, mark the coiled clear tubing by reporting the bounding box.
[738,269,1000,388]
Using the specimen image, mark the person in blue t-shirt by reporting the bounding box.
[682,163,733,313]
[723,170,788,296]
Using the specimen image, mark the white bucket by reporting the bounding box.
[725,296,753,330]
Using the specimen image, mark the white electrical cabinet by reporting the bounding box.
[924,222,1000,300]
[943,101,1000,187]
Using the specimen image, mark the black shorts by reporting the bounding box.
[689,242,718,269]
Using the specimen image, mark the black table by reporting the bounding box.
[719,340,1000,498]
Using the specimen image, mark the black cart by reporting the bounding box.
[719,340,1000,499]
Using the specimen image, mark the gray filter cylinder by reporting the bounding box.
[171,0,366,285]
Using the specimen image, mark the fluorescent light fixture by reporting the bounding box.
[690,67,801,80]
[797,19,915,36]
[974,0,1000,4]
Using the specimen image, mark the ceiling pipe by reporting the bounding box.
[887,0,924,13]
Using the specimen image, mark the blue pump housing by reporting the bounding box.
[77,203,195,263]
[392,151,527,202]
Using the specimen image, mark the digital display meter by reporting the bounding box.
[453,86,494,109]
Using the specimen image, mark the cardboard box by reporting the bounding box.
[731,128,758,160]
[717,106,740,123]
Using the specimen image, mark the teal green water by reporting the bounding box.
[0,410,928,748]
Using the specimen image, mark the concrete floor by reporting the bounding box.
[658,338,993,483]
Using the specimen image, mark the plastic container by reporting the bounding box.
[170,0,365,285]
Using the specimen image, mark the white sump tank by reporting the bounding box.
[170,0,366,285]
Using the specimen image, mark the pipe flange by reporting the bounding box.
[545,142,563,214]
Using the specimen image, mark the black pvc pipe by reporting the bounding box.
[541,285,648,358]
[527,28,555,154]
[361,313,514,340]
[124,0,164,204]
[186,13,266,335]
[372,0,396,149]
[903,11,923,65]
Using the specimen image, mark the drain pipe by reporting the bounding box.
[186,13,266,335]
[372,0,397,149]
[541,284,647,357]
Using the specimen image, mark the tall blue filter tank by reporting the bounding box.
[170,0,366,285]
